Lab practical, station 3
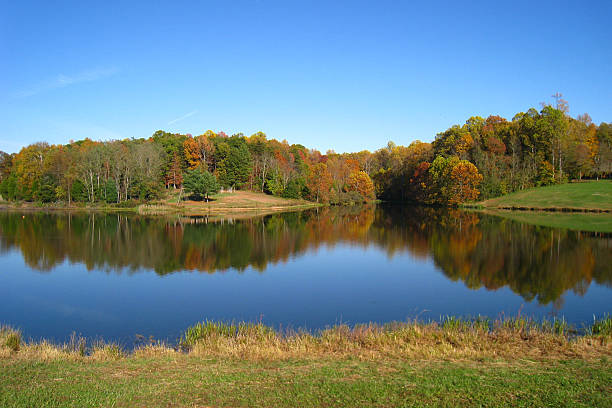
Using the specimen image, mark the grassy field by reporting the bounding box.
[139,190,320,216]
[484,210,612,233]
[2,318,611,407]
[478,180,612,211]
[2,356,610,407]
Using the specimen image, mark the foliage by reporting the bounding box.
[1,98,609,206]
[449,160,482,204]
[345,171,375,200]
[183,167,220,200]
[306,163,333,203]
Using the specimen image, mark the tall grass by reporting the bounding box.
[2,315,610,362]
[1,326,21,352]
[182,320,276,348]
[589,314,612,336]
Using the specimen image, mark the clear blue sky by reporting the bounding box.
[1,0,610,154]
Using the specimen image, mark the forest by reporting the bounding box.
[0,97,610,206]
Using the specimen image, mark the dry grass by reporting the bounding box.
[181,320,612,362]
[139,190,319,216]
[2,317,610,363]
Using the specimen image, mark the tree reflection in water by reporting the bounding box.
[0,207,610,307]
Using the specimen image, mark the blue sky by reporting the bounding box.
[1,0,611,154]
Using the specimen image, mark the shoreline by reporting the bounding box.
[463,203,611,213]
[0,200,323,217]
[2,315,610,359]
[2,317,610,407]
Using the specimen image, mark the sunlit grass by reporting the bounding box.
[2,315,611,362]
[480,180,612,211]
[2,317,611,407]
[484,210,612,233]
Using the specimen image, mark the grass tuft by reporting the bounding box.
[91,342,125,360]
[1,326,21,352]
[181,320,276,349]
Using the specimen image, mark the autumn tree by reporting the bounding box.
[12,142,50,200]
[306,163,333,203]
[448,160,483,204]
[345,171,375,201]
[184,132,215,170]
[167,152,183,189]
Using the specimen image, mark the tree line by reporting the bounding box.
[0,97,610,205]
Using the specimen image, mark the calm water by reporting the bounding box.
[0,206,610,346]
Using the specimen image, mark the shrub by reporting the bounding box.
[330,191,365,206]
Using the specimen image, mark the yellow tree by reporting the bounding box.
[13,142,50,200]
[346,171,375,200]
[449,160,483,204]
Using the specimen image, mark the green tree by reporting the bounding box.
[215,135,252,189]
[183,168,220,200]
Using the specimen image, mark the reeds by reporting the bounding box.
[589,314,612,336]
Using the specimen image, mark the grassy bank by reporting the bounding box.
[484,210,612,233]
[478,180,612,212]
[2,317,611,407]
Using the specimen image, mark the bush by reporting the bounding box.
[112,199,142,208]
[330,191,365,206]
[282,178,305,199]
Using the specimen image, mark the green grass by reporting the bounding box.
[2,318,611,407]
[1,357,610,407]
[485,210,612,233]
[590,314,612,336]
[479,180,612,211]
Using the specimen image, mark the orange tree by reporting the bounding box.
[306,163,333,203]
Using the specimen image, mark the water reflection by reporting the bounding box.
[0,207,610,307]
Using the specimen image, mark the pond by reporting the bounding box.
[0,206,610,346]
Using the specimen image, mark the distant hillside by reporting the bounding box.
[478,180,612,211]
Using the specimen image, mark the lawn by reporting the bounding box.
[484,210,612,233]
[1,356,610,407]
[479,180,612,211]
[2,319,611,407]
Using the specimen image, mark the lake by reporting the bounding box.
[0,206,610,346]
